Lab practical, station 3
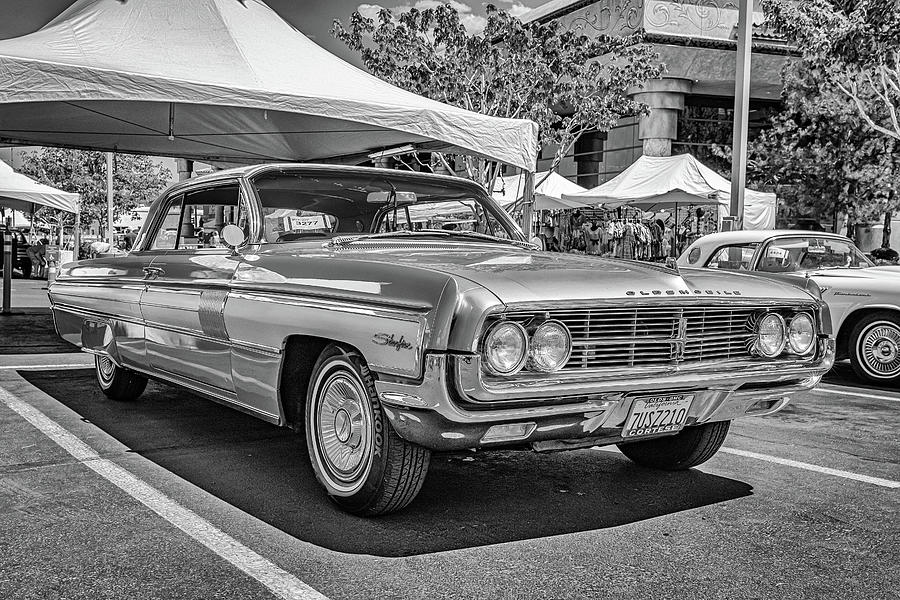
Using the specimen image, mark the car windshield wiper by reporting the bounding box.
[422,229,535,249]
[328,228,534,249]
[328,230,451,247]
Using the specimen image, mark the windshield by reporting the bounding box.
[757,236,874,273]
[250,170,522,244]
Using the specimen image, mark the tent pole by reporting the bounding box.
[730,0,752,231]
[74,210,80,260]
[2,228,11,314]
[674,201,678,257]
[107,152,115,247]
[521,170,535,240]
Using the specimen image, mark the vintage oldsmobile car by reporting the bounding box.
[678,230,900,385]
[50,165,834,516]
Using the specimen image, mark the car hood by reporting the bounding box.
[271,242,815,305]
[811,266,900,279]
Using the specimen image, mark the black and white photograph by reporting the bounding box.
[0,0,897,598]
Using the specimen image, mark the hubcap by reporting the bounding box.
[97,356,115,384]
[315,371,372,490]
[859,322,900,378]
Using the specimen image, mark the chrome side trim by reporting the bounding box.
[53,280,148,290]
[230,339,282,356]
[228,289,431,315]
[52,303,144,328]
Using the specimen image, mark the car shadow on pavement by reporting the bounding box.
[0,309,78,354]
[21,369,754,558]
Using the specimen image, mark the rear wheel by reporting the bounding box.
[849,312,900,385]
[305,345,430,516]
[617,420,730,470]
[95,355,147,402]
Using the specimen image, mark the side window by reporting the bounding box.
[687,247,701,264]
[177,185,248,250]
[706,244,757,270]
[149,195,184,250]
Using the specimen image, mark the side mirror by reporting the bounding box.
[221,224,247,253]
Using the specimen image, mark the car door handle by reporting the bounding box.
[142,266,165,280]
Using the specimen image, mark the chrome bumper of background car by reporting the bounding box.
[376,338,835,452]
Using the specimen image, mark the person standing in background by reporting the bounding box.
[123,228,138,251]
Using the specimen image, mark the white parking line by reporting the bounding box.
[0,386,330,600]
[813,387,900,403]
[0,364,94,371]
[594,445,900,489]
[718,447,900,489]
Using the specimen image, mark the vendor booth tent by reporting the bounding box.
[494,171,589,211]
[0,158,79,214]
[562,154,776,230]
[0,0,538,171]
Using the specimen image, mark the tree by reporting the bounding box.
[747,1,900,245]
[19,148,172,234]
[742,68,899,233]
[332,3,663,191]
[764,0,900,142]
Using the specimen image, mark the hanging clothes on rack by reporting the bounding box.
[621,222,635,260]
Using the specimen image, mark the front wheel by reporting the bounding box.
[849,312,900,385]
[95,355,147,402]
[617,420,730,470]
[305,345,430,516]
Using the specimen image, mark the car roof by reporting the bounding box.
[692,230,851,246]
[163,162,488,196]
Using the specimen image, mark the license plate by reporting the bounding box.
[621,393,694,439]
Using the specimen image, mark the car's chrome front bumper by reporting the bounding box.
[375,337,835,451]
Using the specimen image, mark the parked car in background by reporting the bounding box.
[51,165,834,515]
[679,230,900,385]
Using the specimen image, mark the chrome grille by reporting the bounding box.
[508,305,759,370]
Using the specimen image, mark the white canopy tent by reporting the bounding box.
[562,154,776,230]
[0,0,538,171]
[494,171,589,211]
[0,158,79,215]
[0,158,79,313]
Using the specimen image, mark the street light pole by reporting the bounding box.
[730,0,753,230]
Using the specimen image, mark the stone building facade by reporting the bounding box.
[523,0,792,188]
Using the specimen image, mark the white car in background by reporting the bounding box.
[679,230,900,385]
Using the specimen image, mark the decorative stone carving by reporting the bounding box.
[561,0,644,37]
[645,0,750,41]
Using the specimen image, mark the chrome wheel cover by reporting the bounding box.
[310,367,374,496]
[96,355,116,387]
[857,321,900,379]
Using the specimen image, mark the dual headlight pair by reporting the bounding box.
[756,312,816,358]
[482,319,572,376]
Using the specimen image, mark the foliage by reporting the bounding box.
[333,3,662,190]
[764,0,900,142]
[19,148,172,232]
[743,62,899,228]
[706,1,900,237]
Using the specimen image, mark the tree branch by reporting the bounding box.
[834,79,900,141]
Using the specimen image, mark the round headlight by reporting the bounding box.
[528,320,572,372]
[788,313,815,355]
[756,313,786,358]
[483,321,528,375]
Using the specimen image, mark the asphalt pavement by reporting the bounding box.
[0,315,897,599]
